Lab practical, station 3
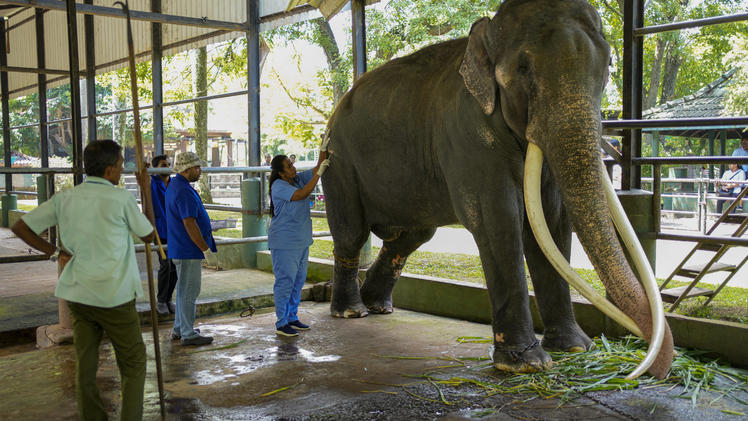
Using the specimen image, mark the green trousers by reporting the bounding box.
[68,300,146,421]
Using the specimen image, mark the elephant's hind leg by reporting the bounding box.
[325,176,369,319]
[361,226,437,314]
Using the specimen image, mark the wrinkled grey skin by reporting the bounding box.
[322,0,673,378]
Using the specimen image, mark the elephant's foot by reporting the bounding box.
[330,302,369,318]
[541,325,593,352]
[364,301,393,314]
[360,283,394,314]
[331,255,368,318]
[492,339,553,373]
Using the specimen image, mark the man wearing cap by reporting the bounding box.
[166,151,217,346]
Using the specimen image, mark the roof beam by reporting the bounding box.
[0,0,246,32]
[0,65,67,75]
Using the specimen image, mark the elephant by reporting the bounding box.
[321,0,674,379]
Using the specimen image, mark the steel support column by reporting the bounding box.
[351,0,366,79]
[622,0,643,190]
[65,0,83,185]
[84,0,95,144]
[151,0,163,155]
[351,0,372,266]
[247,0,260,166]
[1,19,11,192]
[36,9,49,168]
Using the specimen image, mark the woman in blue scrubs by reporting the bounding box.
[268,151,329,336]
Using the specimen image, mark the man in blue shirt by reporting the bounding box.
[151,154,178,315]
[732,133,748,173]
[166,152,217,346]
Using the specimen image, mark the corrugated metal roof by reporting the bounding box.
[643,68,738,120]
[642,68,744,138]
[3,0,321,98]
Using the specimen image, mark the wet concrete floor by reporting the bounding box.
[0,302,745,420]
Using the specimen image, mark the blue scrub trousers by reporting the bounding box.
[271,247,309,328]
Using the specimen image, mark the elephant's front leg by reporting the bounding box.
[471,209,553,373]
[522,185,592,352]
[361,227,436,313]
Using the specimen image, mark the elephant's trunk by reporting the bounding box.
[525,98,673,379]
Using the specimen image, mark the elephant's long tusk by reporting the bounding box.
[601,166,665,380]
[523,143,642,338]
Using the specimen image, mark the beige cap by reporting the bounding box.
[173,151,207,173]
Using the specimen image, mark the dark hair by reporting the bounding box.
[151,154,168,168]
[84,139,122,177]
[268,155,288,217]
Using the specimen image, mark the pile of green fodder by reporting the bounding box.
[373,335,747,410]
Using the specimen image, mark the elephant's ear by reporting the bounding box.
[460,18,496,115]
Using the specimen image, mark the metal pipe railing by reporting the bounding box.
[132,231,331,252]
[1,190,37,196]
[634,12,748,36]
[602,117,748,129]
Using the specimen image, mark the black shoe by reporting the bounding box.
[171,328,200,340]
[276,325,299,337]
[181,334,213,346]
[156,302,169,315]
[288,320,310,331]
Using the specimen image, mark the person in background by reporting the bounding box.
[715,163,745,214]
[732,132,748,173]
[12,140,154,420]
[151,154,177,315]
[267,147,329,336]
[166,151,217,346]
[263,153,272,166]
[289,154,297,164]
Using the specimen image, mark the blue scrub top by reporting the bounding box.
[268,170,315,250]
[165,174,217,259]
[150,175,168,242]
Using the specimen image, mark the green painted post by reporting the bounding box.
[1,193,17,227]
[617,189,656,273]
[36,175,49,205]
[241,177,268,268]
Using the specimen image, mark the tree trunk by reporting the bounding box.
[314,18,347,105]
[193,46,213,203]
[644,35,666,110]
[659,37,682,105]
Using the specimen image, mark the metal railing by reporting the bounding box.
[0,165,330,263]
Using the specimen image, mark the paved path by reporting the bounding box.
[367,222,747,289]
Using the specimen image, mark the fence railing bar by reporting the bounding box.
[602,117,748,129]
[132,231,331,252]
[633,12,748,36]
[644,232,748,247]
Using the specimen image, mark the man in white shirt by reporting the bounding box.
[12,139,154,421]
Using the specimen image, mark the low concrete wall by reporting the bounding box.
[206,241,249,270]
[256,250,748,368]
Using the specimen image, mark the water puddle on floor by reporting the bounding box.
[186,342,341,386]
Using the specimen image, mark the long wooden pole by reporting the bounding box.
[116,1,166,419]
